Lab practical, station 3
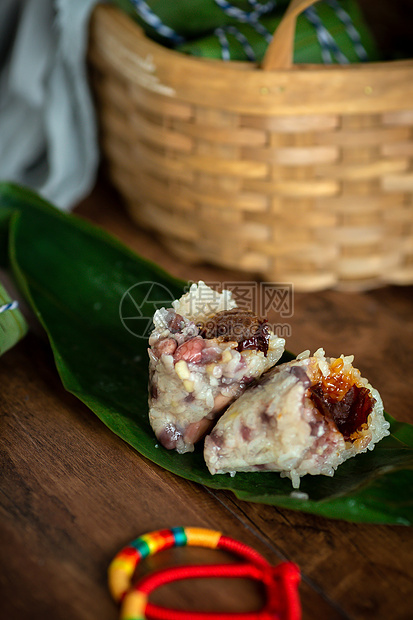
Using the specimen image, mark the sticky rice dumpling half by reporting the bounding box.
[204,348,390,488]
[148,282,285,454]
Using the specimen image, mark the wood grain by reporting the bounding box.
[0,177,412,619]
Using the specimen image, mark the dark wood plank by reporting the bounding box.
[209,490,413,620]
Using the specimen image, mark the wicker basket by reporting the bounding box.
[88,0,413,291]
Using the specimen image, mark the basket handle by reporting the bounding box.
[261,0,322,70]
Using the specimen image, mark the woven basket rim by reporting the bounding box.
[91,5,413,116]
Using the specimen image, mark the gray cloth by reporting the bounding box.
[0,0,100,210]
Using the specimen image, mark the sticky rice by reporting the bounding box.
[204,348,390,487]
[148,281,285,454]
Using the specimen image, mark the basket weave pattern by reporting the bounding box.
[88,5,413,291]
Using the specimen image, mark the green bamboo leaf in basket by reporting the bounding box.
[177,0,380,63]
[111,0,289,42]
[0,183,412,525]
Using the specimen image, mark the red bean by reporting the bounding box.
[153,338,177,358]
[174,337,205,363]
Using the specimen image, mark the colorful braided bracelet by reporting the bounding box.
[108,527,301,620]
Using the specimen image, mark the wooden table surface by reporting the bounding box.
[1,177,412,620]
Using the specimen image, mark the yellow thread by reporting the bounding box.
[120,591,148,619]
[140,533,164,555]
[185,528,221,548]
[108,568,132,602]
[150,531,169,553]
[109,558,136,576]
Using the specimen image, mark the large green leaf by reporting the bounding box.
[0,183,412,525]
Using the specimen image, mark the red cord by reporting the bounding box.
[134,561,300,620]
[143,563,264,620]
[147,605,272,620]
[218,536,272,569]
[139,562,263,595]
